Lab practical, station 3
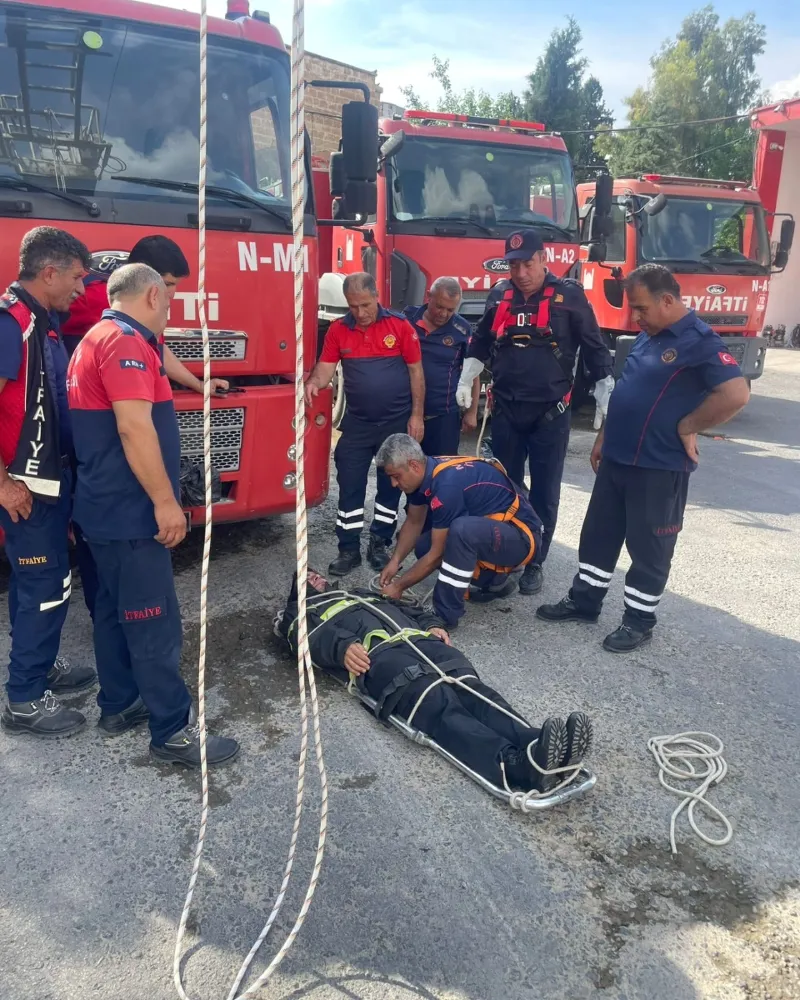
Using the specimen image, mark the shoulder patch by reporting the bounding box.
[718,351,738,366]
[452,315,471,336]
[119,358,147,371]
[430,496,444,510]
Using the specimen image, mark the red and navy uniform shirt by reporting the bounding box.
[403,305,471,417]
[408,456,542,535]
[467,273,613,406]
[603,310,744,473]
[319,306,422,423]
[67,309,181,540]
[0,297,71,463]
[60,273,110,357]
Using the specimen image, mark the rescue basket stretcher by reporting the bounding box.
[283,590,597,814]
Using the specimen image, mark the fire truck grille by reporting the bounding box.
[177,408,244,473]
[697,314,748,328]
[166,337,246,361]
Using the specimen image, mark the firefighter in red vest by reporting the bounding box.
[457,229,614,597]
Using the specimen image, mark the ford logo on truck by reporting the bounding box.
[483,257,510,273]
[90,249,129,274]
[706,283,727,294]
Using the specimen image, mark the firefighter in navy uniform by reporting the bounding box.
[377,434,542,629]
[403,276,479,456]
[537,265,750,652]
[457,230,614,596]
[0,227,97,740]
[305,272,425,576]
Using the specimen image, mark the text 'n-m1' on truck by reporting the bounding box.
[576,174,795,382]
[0,0,382,528]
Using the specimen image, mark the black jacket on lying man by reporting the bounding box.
[278,571,592,793]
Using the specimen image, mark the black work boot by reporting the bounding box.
[469,575,516,603]
[536,595,599,624]
[530,717,568,792]
[46,655,97,693]
[97,696,150,737]
[603,622,653,653]
[150,710,240,768]
[1,690,86,739]
[367,534,391,571]
[328,548,362,577]
[518,563,543,595]
[563,712,593,767]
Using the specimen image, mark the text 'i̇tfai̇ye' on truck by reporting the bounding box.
[575,174,795,385]
[0,0,386,531]
[313,109,616,424]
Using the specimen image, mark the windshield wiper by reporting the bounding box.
[423,216,497,237]
[0,176,100,217]
[651,258,716,272]
[507,220,577,242]
[114,176,291,229]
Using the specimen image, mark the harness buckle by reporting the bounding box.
[556,399,567,415]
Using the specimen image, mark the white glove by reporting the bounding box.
[593,375,615,419]
[456,357,485,409]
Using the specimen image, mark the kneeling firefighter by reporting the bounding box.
[456,229,614,596]
[376,434,542,628]
[279,569,592,793]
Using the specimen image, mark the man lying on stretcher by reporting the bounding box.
[278,570,593,794]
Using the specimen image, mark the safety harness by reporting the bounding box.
[431,456,537,578]
[490,284,573,423]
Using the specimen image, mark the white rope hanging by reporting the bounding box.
[173,0,328,995]
[647,731,733,854]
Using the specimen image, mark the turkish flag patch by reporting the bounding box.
[718,352,738,366]
[430,496,443,510]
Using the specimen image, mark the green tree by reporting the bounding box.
[522,17,613,177]
[596,5,765,180]
[399,55,524,120]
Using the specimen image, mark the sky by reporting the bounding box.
[153,0,800,121]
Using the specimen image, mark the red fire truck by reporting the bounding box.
[0,0,355,525]
[576,174,794,382]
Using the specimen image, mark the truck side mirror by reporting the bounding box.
[593,173,613,221]
[587,242,607,263]
[774,218,795,270]
[329,151,345,199]
[379,129,405,163]
[643,193,667,217]
[338,100,379,220]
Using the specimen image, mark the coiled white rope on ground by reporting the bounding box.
[174,0,327,996]
[647,731,733,854]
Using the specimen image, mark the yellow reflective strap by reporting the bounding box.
[363,628,391,651]
[319,596,377,622]
[368,627,432,653]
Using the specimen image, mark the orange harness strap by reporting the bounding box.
[431,458,537,577]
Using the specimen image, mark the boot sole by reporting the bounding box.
[534,717,568,792]
[1,716,86,740]
[97,714,150,738]
[603,632,653,654]
[327,563,362,578]
[149,745,240,768]
[564,713,593,767]
[469,581,515,603]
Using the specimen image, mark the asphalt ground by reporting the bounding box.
[1,349,799,1000]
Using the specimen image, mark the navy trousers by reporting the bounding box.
[87,536,191,745]
[421,410,461,458]
[334,413,408,551]
[416,516,534,626]
[490,404,570,566]
[570,459,690,628]
[1,471,72,702]
[72,520,98,620]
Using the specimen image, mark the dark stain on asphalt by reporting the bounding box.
[337,772,379,790]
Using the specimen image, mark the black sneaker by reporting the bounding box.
[97,696,150,737]
[530,717,568,792]
[603,623,653,653]
[518,563,543,596]
[150,711,240,768]
[563,712,593,767]
[46,655,97,693]
[328,549,362,577]
[536,595,599,624]
[1,690,86,739]
[367,534,391,571]
[468,577,515,603]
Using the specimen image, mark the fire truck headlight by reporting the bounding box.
[283,473,297,490]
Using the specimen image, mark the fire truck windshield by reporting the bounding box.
[640,196,771,272]
[0,3,291,231]
[389,136,578,238]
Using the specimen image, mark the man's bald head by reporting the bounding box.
[107,263,171,336]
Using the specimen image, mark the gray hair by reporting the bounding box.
[342,271,377,298]
[430,276,462,301]
[107,262,165,302]
[376,433,425,468]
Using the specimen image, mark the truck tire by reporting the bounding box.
[332,363,346,428]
